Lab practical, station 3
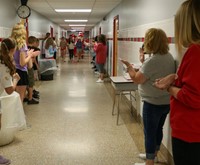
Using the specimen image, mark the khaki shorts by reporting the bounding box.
[28,68,35,87]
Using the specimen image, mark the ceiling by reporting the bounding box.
[27,0,122,31]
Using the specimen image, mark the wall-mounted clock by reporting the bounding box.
[17,5,31,19]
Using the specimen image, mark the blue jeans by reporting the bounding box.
[143,101,170,160]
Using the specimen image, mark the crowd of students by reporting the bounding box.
[0,20,41,164]
[59,35,88,63]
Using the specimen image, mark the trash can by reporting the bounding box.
[39,59,57,81]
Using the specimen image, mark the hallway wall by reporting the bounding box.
[0,0,65,39]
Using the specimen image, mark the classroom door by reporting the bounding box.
[112,15,119,76]
[50,26,53,37]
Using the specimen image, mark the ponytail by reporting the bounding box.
[0,38,16,76]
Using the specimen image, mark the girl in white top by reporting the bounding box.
[0,38,20,95]
[0,38,20,164]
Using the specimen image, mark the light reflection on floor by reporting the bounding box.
[63,107,88,113]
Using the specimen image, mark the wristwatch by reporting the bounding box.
[17,5,31,19]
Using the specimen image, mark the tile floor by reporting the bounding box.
[0,56,169,165]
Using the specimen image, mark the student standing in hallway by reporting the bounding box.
[121,28,175,165]
[75,38,83,62]
[45,37,56,59]
[11,21,35,103]
[27,36,40,104]
[41,32,50,58]
[96,34,107,83]
[68,37,75,62]
[0,38,21,165]
[60,37,67,62]
[155,0,200,164]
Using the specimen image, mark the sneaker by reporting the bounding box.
[28,98,39,105]
[33,93,40,99]
[33,89,39,95]
[94,71,100,75]
[96,79,104,83]
[23,98,28,102]
[138,153,158,163]
[0,155,11,165]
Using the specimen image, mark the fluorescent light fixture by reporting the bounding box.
[69,25,86,26]
[64,20,88,22]
[55,9,91,12]
[71,27,85,31]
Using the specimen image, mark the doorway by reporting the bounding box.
[99,27,101,35]
[113,15,119,76]
[50,26,53,37]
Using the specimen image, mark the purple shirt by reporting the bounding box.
[14,44,28,71]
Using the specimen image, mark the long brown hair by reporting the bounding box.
[45,37,55,49]
[0,38,16,75]
[98,34,107,45]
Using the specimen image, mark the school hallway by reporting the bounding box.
[0,55,168,165]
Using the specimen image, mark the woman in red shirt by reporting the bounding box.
[155,0,200,164]
[95,34,107,83]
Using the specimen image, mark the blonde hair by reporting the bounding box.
[11,21,26,50]
[144,28,169,55]
[174,0,200,54]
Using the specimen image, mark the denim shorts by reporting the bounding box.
[143,101,170,160]
[76,48,82,53]
[96,63,105,74]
